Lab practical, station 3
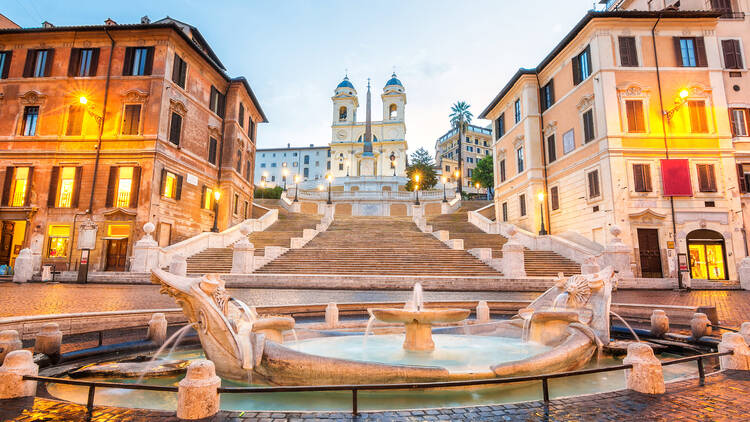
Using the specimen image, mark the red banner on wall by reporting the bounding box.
[660,159,693,197]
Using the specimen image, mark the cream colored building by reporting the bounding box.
[434,124,493,189]
[480,10,745,282]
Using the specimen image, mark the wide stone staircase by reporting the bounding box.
[185,203,320,274]
[255,216,501,276]
[428,205,581,277]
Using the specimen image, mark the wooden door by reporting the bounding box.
[637,229,663,278]
[0,221,14,266]
[105,238,128,271]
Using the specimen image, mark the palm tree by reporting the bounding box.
[449,101,473,196]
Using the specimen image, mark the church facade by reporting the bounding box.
[329,74,408,179]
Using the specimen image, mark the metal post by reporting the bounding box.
[327,179,332,204]
[542,378,550,403]
[539,202,547,235]
[87,385,96,412]
[697,356,705,386]
[294,180,299,202]
[352,388,358,416]
[211,199,219,233]
[443,182,447,203]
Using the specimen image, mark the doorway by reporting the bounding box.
[687,229,727,280]
[105,238,128,271]
[0,221,14,266]
[637,228,663,278]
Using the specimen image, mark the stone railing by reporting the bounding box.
[441,193,462,214]
[288,189,445,202]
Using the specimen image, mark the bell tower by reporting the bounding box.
[382,72,406,122]
[332,76,358,127]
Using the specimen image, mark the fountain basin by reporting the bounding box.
[251,316,295,343]
[369,308,471,352]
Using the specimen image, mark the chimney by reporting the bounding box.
[42,21,54,28]
[141,15,151,24]
[287,143,290,148]
[309,143,314,147]
[104,18,117,26]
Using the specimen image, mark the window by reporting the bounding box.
[389,104,397,120]
[47,225,70,258]
[541,80,554,112]
[712,0,734,15]
[239,103,245,128]
[697,164,717,192]
[105,166,141,208]
[502,202,508,221]
[121,104,141,135]
[519,194,526,216]
[573,45,592,85]
[271,163,276,167]
[0,51,11,79]
[303,168,309,178]
[209,86,226,117]
[625,100,646,132]
[339,106,347,121]
[467,157,473,164]
[21,106,39,136]
[208,137,218,164]
[516,147,524,173]
[633,164,652,193]
[304,155,310,165]
[260,163,266,168]
[338,163,344,171]
[244,201,249,219]
[236,150,242,173]
[675,37,707,67]
[688,100,708,133]
[468,168,473,177]
[66,104,85,136]
[730,108,749,137]
[116,167,134,207]
[546,135,556,163]
[467,146,473,152]
[246,160,252,181]
[168,112,182,145]
[123,47,153,76]
[68,48,98,77]
[587,170,601,199]
[619,36,638,67]
[496,113,506,138]
[721,39,743,69]
[202,186,214,210]
[50,166,81,208]
[4,167,32,207]
[563,129,575,154]
[550,186,559,211]
[161,170,182,199]
[499,159,506,182]
[248,119,255,139]
[327,161,331,170]
[23,49,53,77]
[233,193,239,215]
[172,53,187,88]
[583,109,595,143]
[514,99,521,123]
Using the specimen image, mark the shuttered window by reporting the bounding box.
[697,164,717,192]
[674,37,707,67]
[688,100,709,134]
[583,109,595,143]
[547,134,556,163]
[105,166,140,208]
[248,118,255,139]
[502,202,508,221]
[572,45,592,85]
[550,186,560,211]
[121,104,141,135]
[625,100,646,133]
[633,164,652,193]
[66,105,85,136]
[737,163,749,193]
[496,113,505,139]
[160,169,183,200]
[516,147,524,173]
[618,36,638,67]
[171,53,187,88]
[208,137,218,164]
[68,48,99,77]
[721,39,743,69]
[587,170,601,199]
[499,159,506,182]
[21,106,39,136]
[239,103,245,128]
[2,167,33,207]
[541,80,554,112]
[169,112,182,146]
[730,108,749,137]
[209,86,226,117]
[23,49,54,77]
[122,47,154,76]
[514,99,521,123]
[519,194,526,216]
[0,51,12,79]
[48,166,82,208]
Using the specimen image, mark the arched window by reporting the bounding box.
[236,150,242,173]
[389,104,398,120]
[339,106,347,121]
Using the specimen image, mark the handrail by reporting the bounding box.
[24,350,732,416]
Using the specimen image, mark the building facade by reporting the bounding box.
[480,10,746,282]
[255,143,330,187]
[434,124,493,189]
[0,16,266,273]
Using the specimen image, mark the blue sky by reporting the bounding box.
[5,0,600,153]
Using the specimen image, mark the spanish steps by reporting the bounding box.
[427,204,581,277]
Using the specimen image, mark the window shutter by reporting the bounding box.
[172,53,180,84]
[43,49,54,77]
[738,164,747,193]
[549,79,555,105]
[122,47,134,76]
[633,165,644,192]
[23,50,35,77]
[71,166,83,208]
[201,185,206,208]
[1,51,11,79]
[159,168,167,197]
[644,165,652,191]
[68,48,80,76]
[169,113,182,145]
[23,167,34,206]
[210,88,217,113]
[551,187,559,210]
[175,175,183,200]
[89,48,100,77]
[47,166,60,207]
[129,166,141,208]
[697,164,709,191]
[105,166,118,207]
[584,45,592,75]
[722,40,737,69]
[144,46,154,75]
[695,37,708,67]
[572,53,581,85]
[1,167,13,206]
[673,37,683,67]
[733,40,744,69]
[707,164,717,191]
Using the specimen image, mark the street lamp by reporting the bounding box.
[441,175,448,203]
[414,173,421,205]
[293,175,300,202]
[260,181,265,199]
[326,173,333,204]
[537,191,547,236]
[475,182,481,200]
[282,168,289,191]
[664,88,692,120]
[211,189,221,232]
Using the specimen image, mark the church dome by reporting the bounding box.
[337,76,355,89]
[384,73,403,88]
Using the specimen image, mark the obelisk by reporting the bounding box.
[360,78,376,176]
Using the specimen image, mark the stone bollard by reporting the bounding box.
[325,303,339,328]
[169,254,187,276]
[177,359,221,420]
[131,222,159,273]
[741,322,750,345]
[649,310,669,338]
[718,332,750,370]
[147,313,168,346]
[12,248,33,283]
[476,301,490,323]
[0,350,39,399]
[501,227,526,278]
[739,257,750,291]
[623,343,665,394]
[690,313,712,339]
[0,330,23,364]
[34,323,62,358]
[231,225,255,274]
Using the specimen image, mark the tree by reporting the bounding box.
[449,101,473,196]
[471,154,495,198]
[410,147,434,166]
[405,163,438,191]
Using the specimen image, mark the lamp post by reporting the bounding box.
[211,189,221,233]
[441,176,448,203]
[414,173,420,205]
[293,175,299,202]
[475,182,481,200]
[260,181,265,199]
[282,168,288,191]
[454,170,460,194]
[537,191,547,236]
[326,173,333,204]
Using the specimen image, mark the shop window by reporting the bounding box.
[47,225,70,258]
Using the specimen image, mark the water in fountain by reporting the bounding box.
[363,309,376,348]
[610,311,640,342]
[552,292,569,310]
[165,324,192,359]
[404,282,424,311]
[137,324,195,383]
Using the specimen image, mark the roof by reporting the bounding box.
[256,145,330,152]
[478,10,721,119]
[337,76,355,89]
[384,73,403,88]
[0,18,268,123]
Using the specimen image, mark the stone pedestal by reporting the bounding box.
[581,257,600,275]
[302,229,317,241]
[476,301,490,323]
[403,322,436,352]
[739,257,750,290]
[601,226,634,278]
[691,313,712,339]
[0,330,22,364]
[502,227,526,278]
[325,303,339,328]
[147,313,168,345]
[412,205,424,220]
[434,230,449,242]
[623,343,665,394]
[131,223,159,273]
[718,333,750,370]
[0,350,38,399]
[649,310,669,337]
[12,248,33,283]
[741,322,750,345]
[447,239,464,250]
[33,323,62,357]
[177,359,221,420]
[169,254,187,276]
[231,225,255,274]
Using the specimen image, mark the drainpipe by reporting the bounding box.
[534,72,551,235]
[652,15,683,289]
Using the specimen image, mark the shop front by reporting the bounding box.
[687,229,728,281]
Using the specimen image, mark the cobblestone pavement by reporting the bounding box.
[2,283,749,326]
[1,371,747,421]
